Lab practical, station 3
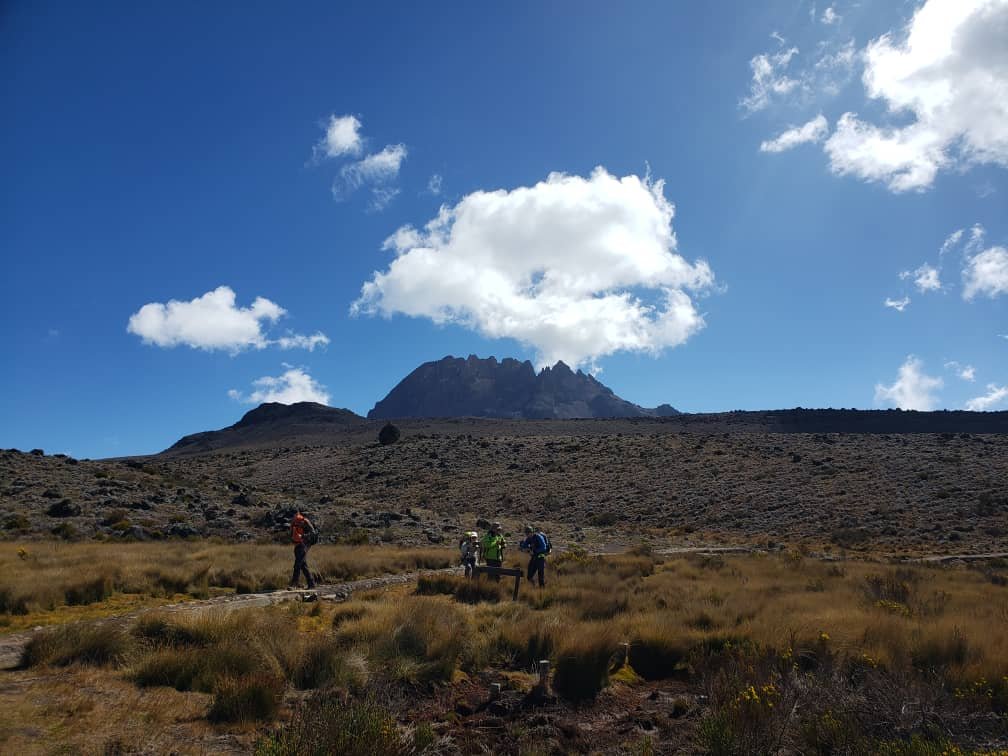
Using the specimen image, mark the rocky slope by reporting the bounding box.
[368,354,679,420]
[3,417,1008,554]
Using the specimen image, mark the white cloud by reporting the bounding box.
[333,143,407,208]
[823,0,1008,192]
[944,361,976,381]
[427,174,443,196]
[963,245,1008,299]
[965,224,987,255]
[229,367,330,406]
[813,40,858,95]
[352,167,715,369]
[939,228,965,257]
[965,383,1008,410]
[884,296,911,312]
[127,286,327,353]
[741,44,801,113]
[900,263,942,292]
[760,115,829,152]
[315,114,363,159]
[821,5,841,24]
[874,355,943,410]
[274,332,330,351]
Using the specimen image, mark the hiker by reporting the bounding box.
[480,522,506,581]
[519,525,551,588]
[460,531,480,578]
[288,511,317,589]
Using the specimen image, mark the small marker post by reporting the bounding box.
[538,659,550,688]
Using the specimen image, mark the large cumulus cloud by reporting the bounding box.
[352,168,715,368]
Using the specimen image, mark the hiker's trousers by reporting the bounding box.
[292,543,315,588]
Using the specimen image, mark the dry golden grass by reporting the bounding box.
[4,548,1008,753]
[0,541,453,631]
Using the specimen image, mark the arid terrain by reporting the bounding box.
[3,410,1008,754]
[3,411,1007,556]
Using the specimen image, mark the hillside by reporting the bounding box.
[3,414,1007,554]
[166,402,365,454]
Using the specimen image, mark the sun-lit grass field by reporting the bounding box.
[2,543,1008,754]
[0,541,453,631]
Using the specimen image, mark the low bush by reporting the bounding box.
[290,636,353,690]
[132,644,262,692]
[207,672,285,723]
[330,602,369,628]
[911,627,972,671]
[577,591,629,620]
[552,627,618,702]
[495,613,561,670]
[255,694,406,756]
[64,575,114,606]
[628,630,690,681]
[132,612,217,647]
[21,624,129,668]
[0,586,30,615]
[377,597,470,683]
[415,574,504,604]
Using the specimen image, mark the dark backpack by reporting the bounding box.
[304,526,320,546]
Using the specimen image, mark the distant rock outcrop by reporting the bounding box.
[367,355,679,420]
[166,402,364,454]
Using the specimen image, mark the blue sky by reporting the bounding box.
[2,0,1006,458]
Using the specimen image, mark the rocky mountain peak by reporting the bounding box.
[367,355,677,420]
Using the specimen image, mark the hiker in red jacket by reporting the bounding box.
[289,511,317,589]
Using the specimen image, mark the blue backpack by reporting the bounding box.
[535,532,551,555]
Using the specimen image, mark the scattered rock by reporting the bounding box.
[231,492,257,507]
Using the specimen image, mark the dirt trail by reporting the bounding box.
[3,547,1006,671]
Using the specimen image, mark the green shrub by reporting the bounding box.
[552,628,617,702]
[21,624,129,668]
[697,711,737,756]
[255,694,405,756]
[207,672,285,723]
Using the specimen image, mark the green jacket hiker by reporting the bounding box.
[481,530,506,563]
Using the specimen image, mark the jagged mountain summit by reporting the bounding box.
[367,355,679,420]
